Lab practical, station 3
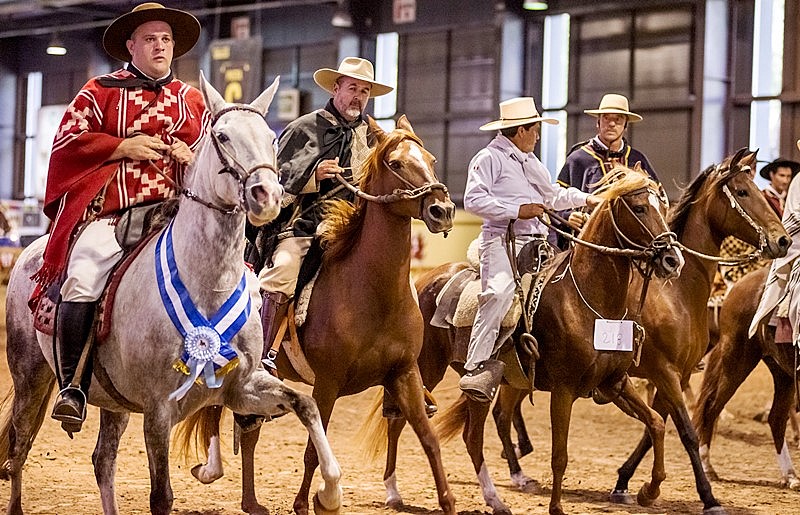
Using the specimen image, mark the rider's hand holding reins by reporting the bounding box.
[316,156,343,182]
[108,134,169,162]
[567,194,604,230]
[518,203,545,220]
[167,140,194,166]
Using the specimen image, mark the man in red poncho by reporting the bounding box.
[36,2,208,433]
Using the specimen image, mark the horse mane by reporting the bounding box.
[320,128,423,262]
[668,153,743,237]
[592,165,658,202]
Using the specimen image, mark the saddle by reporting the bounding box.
[432,238,560,390]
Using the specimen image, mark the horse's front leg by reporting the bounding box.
[548,389,575,515]
[390,368,457,515]
[142,409,174,515]
[610,379,665,506]
[493,385,538,492]
[93,409,130,515]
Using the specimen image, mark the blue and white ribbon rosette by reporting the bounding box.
[155,221,251,401]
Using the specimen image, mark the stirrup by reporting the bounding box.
[51,387,87,431]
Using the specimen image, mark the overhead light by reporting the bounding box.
[523,0,549,10]
[331,0,352,28]
[46,34,66,56]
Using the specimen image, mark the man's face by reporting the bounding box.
[597,113,627,148]
[516,122,541,153]
[770,166,793,194]
[126,20,174,78]
[332,77,372,122]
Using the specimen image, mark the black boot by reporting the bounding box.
[51,301,96,433]
[260,290,290,372]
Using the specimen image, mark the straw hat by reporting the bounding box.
[313,57,393,98]
[584,94,643,123]
[103,2,200,62]
[759,158,800,180]
[479,97,558,132]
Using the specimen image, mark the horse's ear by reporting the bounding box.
[252,76,280,117]
[200,71,226,116]
[396,114,414,133]
[367,116,386,146]
[731,147,749,166]
[742,148,759,168]
[633,161,643,173]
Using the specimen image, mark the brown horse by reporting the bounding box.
[693,265,800,490]
[494,149,791,513]
[179,115,457,515]
[396,168,684,515]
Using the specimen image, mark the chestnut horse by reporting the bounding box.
[408,168,684,515]
[693,265,800,490]
[486,149,790,514]
[180,115,457,514]
[0,76,345,515]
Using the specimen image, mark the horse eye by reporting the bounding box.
[216,131,230,143]
[736,189,748,198]
[633,205,648,215]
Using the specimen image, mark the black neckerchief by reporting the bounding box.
[97,64,174,92]
[321,99,363,170]
[590,137,627,160]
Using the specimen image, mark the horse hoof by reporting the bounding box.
[385,497,403,510]
[313,492,341,514]
[191,463,222,484]
[636,482,659,506]
[494,507,513,515]
[786,477,800,491]
[609,489,635,504]
[242,501,270,515]
[703,506,728,515]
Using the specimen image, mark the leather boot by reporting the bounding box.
[51,301,96,433]
[260,291,290,371]
[459,359,505,403]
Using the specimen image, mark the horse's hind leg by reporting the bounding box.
[93,409,130,515]
[764,358,800,489]
[548,389,576,515]
[2,357,56,515]
[388,369,457,515]
[611,380,666,507]
[493,385,537,491]
[692,335,760,481]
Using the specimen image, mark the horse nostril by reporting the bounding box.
[428,204,445,220]
[778,235,791,251]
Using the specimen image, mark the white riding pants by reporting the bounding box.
[61,218,124,302]
[464,231,534,371]
[258,235,313,296]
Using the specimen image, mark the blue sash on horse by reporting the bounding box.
[155,221,247,400]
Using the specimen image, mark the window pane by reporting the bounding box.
[576,16,631,103]
[447,118,491,203]
[401,32,447,118]
[449,27,495,113]
[629,111,691,199]
[298,44,337,114]
[634,9,692,101]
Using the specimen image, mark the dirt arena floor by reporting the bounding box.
[1,284,799,514]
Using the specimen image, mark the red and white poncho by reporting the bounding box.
[34,67,209,287]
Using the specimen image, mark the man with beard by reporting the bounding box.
[255,57,392,371]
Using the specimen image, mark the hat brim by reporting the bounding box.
[313,69,393,98]
[759,159,800,179]
[479,116,559,132]
[584,108,643,123]
[103,7,200,62]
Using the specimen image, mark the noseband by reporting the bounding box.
[181,104,279,215]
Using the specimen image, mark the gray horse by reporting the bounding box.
[0,74,342,515]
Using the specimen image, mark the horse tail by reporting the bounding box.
[434,393,469,443]
[0,383,52,476]
[355,387,388,463]
[174,405,222,465]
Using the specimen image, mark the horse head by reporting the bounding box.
[194,72,284,226]
[363,115,455,234]
[588,166,684,279]
[697,147,790,259]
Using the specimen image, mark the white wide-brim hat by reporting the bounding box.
[103,2,200,62]
[479,97,558,131]
[584,93,642,122]
[313,57,393,98]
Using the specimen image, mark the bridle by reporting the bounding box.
[162,104,279,216]
[334,137,449,219]
[674,162,768,265]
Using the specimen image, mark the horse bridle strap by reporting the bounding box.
[334,169,448,204]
